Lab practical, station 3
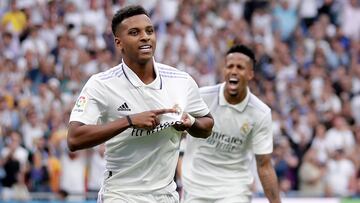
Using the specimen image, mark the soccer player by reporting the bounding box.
[181,44,281,203]
[67,5,214,203]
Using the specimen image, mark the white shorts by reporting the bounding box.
[97,179,179,203]
[181,190,251,203]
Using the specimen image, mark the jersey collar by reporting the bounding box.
[121,58,162,90]
[219,82,250,112]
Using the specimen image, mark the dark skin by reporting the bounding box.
[256,154,282,203]
[114,14,156,84]
[67,14,213,152]
[223,53,254,104]
[224,53,281,203]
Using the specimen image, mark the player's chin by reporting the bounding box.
[137,55,153,64]
[139,51,153,57]
[229,91,238,97]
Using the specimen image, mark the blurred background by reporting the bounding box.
[0,0,359,202]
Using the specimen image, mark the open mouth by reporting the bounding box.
[139,45,152,53]
[229,78,239,85]
[227,77,240,93]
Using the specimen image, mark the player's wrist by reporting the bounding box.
[187,113,196,126]
[126,115,133,128]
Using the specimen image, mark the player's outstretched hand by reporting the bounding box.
[129,108,177,130]
[173,113,193,132]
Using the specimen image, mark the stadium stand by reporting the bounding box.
[0,0,359,202]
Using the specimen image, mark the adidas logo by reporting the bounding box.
[117,102,131,111]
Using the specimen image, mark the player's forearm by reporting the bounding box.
[67,119,130,151]
[258,167,281,203]
[187,113,214,138]
[257,155,281,203]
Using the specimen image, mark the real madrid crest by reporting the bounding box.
[240,120,252,135]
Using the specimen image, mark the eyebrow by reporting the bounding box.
[127,25,154,30]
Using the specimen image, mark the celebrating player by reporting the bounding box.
[67,5,213,203]
[181,44,281,203]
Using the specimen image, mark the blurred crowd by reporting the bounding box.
[0,0,359,201]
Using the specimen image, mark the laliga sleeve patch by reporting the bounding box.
[73,95,88,113]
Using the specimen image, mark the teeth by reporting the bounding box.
[229,78,238,82]
[139,45,151,49]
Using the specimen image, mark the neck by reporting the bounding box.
[123,58,156,84]
[224,86,247,105]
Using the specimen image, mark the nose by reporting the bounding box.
[140,31,150,42]
[229,67,238,75]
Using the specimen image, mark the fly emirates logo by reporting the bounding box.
[206,131,243,152]
[130,121,181,137]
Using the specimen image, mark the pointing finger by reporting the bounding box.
[155,116,160,126]
[152,108,177,115]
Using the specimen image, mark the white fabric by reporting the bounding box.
[351,95,360,125]
[64,10,82,37]
[325,128,355,154]
[81,9,106,35]
[182,188,251,203]
[311,137,329,163]
[21,37,48,56]
[21,122,45,151]
[187,113,196,126]
[341,0,360,40]
[326,158,355,196]
[182,83,273,199]
[88,149,106,191]
[1,147,29,166]
[60,153,86,194]
[159,0,179,22]
[98,181,179,203]
[299,0,318,18]
[69,60,209,195]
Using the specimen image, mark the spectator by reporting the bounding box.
[1,0,27,34]
[82,0,107,35]
[341,0,360,41]
[273,138,299,190]
[298,148,326,196]
[298,0,318,29]
[0,131,29,200]
[1,32,21,60]
[272,0,298,41]
[11,171,30,201]
[325,116,355,156]
[316,80,342,114]
[86,144,105,194]
[21,26,48,57]
[63,1,82,37]
[349,125,360,173]
[325,148,356,197]
[20,110,46,151]
[311,123,330,163]
[28,137,50,192]
[59,151,86,197]
[0,0,358,200]
[47,144,61,193]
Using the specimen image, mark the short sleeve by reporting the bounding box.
[251,111,273,154]
[69,76,107,125]
[184,76,210,117]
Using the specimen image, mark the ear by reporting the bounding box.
[247,69,254,80]
[114,37,122,49]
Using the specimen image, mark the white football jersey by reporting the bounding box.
[69,59,209,193]
[182,83,273,198]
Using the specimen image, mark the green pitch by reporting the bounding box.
[342,199,360,203]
